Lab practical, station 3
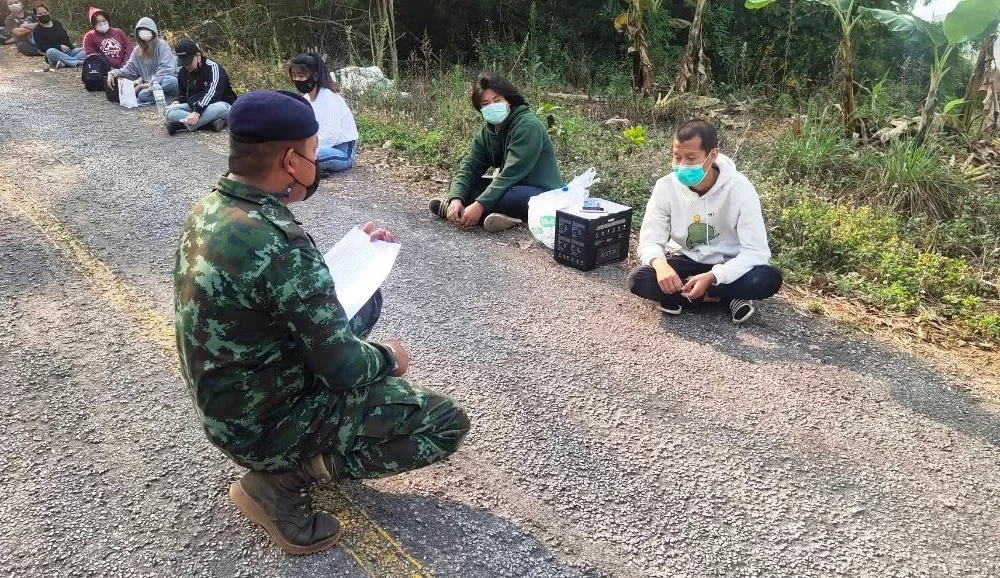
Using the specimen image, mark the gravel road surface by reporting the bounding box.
[1,50,999,577]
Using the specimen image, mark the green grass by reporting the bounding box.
[211,58,998,345]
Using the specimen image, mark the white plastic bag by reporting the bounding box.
[117,77,139,109]
[528,168,599,249]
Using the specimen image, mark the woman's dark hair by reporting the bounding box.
[287,53,340,93]
[471,72,527,111]
[32,3,48,15]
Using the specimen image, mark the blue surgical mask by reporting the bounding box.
[481,102,510,125]
[672,164,707,187]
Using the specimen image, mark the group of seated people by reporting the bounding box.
[2,2,782,323]
[0,3,359,175]
[426,73,783,323]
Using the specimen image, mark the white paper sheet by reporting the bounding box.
[117,77,139,109]
[323,227,401,320]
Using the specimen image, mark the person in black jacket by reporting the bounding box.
[32,4,85,68]
[165,38,238,135]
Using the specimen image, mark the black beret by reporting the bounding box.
[228,90,319,144]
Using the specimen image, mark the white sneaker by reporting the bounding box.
[656,303,683,315]
[483,214,522,233]
[729,299,756,324]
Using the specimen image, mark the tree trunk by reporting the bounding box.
[386,0,398,81]
[960,35,996,135]
[916,71,942,146]
[632,31,654,93]
[984,36,1000,135]
[675,0,710,94]
[839,32,856,125]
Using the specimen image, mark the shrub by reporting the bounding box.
[855,139,968,221]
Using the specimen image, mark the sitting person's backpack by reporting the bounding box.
[81,54,110,92]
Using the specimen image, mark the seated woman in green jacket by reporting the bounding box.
[429,73,563,232]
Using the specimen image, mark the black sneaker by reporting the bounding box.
[166,121,184,136]
[211,118,227,132]
[428,199,449,219]
[656,302,683,315]
[729,299,756,324]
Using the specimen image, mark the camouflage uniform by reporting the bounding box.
[174,177,469,479]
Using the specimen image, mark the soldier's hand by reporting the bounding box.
[384,339,409,377]
[361,221,395,243]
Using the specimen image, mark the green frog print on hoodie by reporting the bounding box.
[686,214,719,250]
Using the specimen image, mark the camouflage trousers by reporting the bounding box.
[319,290,470,480]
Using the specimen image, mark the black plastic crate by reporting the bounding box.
[554,199,633,272]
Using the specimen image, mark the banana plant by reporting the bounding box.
[613,0,663,93]
[746,0,863,126]
[862,0,1000,145]
[675,0,711,95]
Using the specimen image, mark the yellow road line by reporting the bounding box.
[0,184,431,577]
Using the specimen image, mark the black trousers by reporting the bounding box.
[628,254,783,307]
[16,40,42,56]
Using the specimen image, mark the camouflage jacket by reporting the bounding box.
[174,177,398,471]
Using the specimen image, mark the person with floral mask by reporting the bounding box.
[629,119,783,324]
[107,17,177,104]
[174,89,469,556]
[82,7,132,70]
[428,72,562,232]
[31,4,85,68]
[287,52,359,176]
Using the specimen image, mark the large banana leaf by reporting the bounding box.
[746,0,853,13]
[942,0,1000,44]
[861,7,948,48]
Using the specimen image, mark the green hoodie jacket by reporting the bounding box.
[449,104,563,211]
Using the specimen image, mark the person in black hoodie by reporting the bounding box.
[32,4,85,68]
[165,38,237,135]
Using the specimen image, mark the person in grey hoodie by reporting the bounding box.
[107,17,177,104]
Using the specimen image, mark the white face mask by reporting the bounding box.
[10,3,23,12]
[137,29,154,42]
[95,22,110,33]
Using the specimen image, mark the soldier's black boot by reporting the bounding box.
[229,455,342,555]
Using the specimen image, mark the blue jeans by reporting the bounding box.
[317,141,357,176]
[136,75,179,104]
[165,101,231,130]
[45,46,85,67]
[628,255,783,306]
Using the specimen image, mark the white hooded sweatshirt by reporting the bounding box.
[637,153,771,286]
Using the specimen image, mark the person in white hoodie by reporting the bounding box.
[629,119,782,324]
[106,17,178,105]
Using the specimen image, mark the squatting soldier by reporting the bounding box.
[173,89,470,555]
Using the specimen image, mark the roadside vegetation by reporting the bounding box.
[58,0,1000,345]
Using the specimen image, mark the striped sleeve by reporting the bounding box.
[194,60,220,113]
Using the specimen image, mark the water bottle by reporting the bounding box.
[151,80,166,116]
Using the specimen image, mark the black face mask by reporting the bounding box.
[294,79,317,94]
[283,149,319,201]
[37,14,51,24]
